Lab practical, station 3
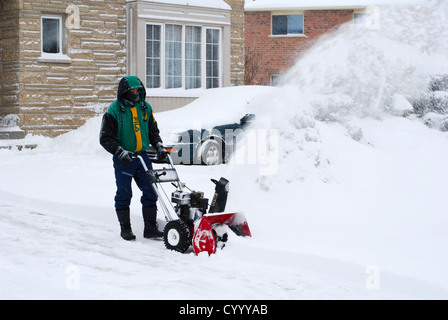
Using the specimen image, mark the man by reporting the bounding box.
[100,76,167,241]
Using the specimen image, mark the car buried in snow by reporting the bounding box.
[148,113,255,165]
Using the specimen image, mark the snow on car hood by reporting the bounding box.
[155,86,276,143]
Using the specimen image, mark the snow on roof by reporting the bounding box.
[128,0,231,10]
[245,0,425,11]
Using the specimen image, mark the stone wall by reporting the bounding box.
[0,0,21,125]
[0,0,127,137]
[224,0,245,86]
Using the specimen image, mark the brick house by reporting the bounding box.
[244,0,373,86]
[0,0,244,138]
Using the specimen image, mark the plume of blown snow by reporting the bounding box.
[238,1,448,189]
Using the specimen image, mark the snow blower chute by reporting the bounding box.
[136,153,251,255]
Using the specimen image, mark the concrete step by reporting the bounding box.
[0,144,37,151]
[0,130,26,140]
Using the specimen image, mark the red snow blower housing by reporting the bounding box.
[136,153,251,255]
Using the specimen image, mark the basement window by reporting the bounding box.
[272,14,304,36]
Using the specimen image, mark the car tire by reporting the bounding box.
[199,139,222,165]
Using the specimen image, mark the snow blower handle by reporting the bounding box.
[154,171,167,179]
[133,153,175,171]
[134,153,184,193]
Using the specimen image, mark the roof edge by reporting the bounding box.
[245,5,369,11]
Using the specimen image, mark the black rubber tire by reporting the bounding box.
[163,220,192,253]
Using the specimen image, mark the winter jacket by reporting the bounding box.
[100,76,163,155]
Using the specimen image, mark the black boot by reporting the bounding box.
[142,205,163,239]
[116,208,136,241]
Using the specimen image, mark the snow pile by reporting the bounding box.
[278,2,448,118]
[223,0,448,294]
[239,1,448,188]
[409,74,448,132]
[35,116,105,156]
[155,86,269,139]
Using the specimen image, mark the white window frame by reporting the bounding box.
[164,23,183,89]
[39,14,71,63]
[205,27,222,89]
[145,23,163,90]
[185,25,203,90]
[41,15,63,55]
[145,22,222,91]
[271,12,306,37]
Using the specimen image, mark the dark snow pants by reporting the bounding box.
[113,152,157,210]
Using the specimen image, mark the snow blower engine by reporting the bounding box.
[136,153,251,255]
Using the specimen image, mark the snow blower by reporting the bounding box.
[136,153,251,255]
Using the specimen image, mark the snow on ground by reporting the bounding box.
[1,89,448,299]
[2,1,448,300]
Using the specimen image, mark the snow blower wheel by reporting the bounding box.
[163,220,191,253]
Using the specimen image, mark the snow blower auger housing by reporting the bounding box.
[136,153,251,255]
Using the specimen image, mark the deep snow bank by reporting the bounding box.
[222,1,448,290]
[236,1,448,189]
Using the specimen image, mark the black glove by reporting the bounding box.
[156,142,168,161]
[115,146,133,162]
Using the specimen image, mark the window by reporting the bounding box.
[354,13,368,22]
[270,75,280,86]
[145,23,221,90]
[185,26,202,89]
[206,29,220,89]
[42,15,62,54]
[165,24,182,89]
[272,14,304,35]
[146,24,161,89]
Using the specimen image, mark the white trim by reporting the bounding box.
[138,14,230,26]
[185,25,203,89]
[37,53,72,64]
[127,0,231,10]
[201,26,207,90]
[205,27,222,89]
[181,24,186,89]
[245,0,425,11]
[144,8,184,15]
[269,34,308,38]
[246,6,368,11]
[145,22,164,89]
[188,12,227,19]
